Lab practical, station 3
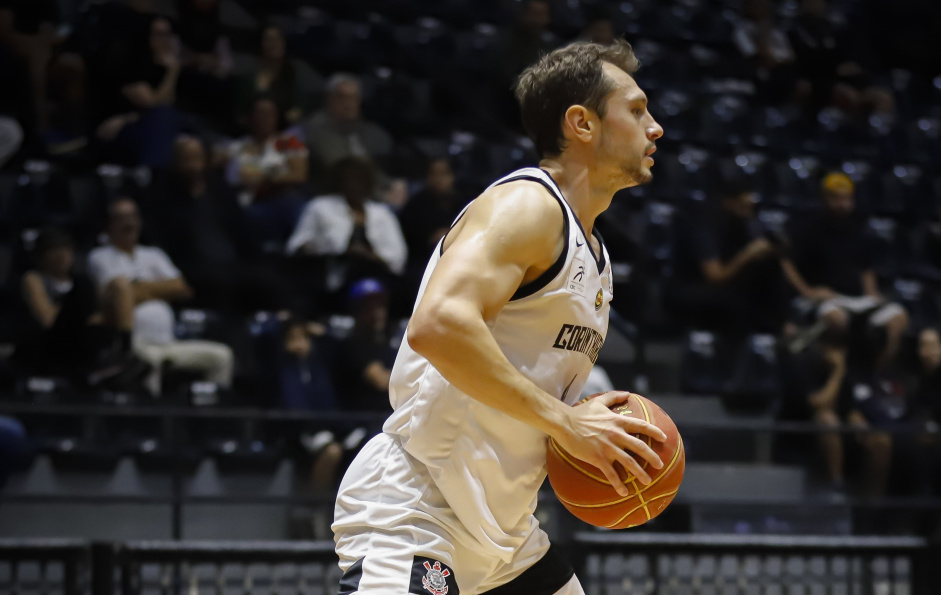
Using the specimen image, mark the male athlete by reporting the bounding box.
[334,40,666,595]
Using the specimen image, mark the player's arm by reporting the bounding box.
[407,182,665,496]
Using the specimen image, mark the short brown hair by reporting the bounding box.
[515,40,640,158]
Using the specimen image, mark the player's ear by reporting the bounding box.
[563,104,594,146]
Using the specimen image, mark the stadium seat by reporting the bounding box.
[768,157,822,209]
[697,94,753,147]
[724,334,782,414]
[644,201,676,266]
[680,330,734,395]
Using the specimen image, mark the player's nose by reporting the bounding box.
[648,118,664,141]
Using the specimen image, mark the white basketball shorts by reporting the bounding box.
[333,433,584,595]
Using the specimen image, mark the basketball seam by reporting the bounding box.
[604,488,680,529]
[553,436,684,509]
[548,438,639,488]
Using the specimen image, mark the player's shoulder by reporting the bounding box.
[472,175,566,228]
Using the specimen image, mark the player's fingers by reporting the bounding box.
[612,432,663,469]
[595,391,633,408]
[598,459,633,496]
[611,448,652,485]
[616,415,668,442]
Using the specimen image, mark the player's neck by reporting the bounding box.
[538,157,615,236]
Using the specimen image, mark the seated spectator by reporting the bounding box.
[334,279,395,412]
[95,16,181,168]
[399,158,466,267]
[494,0,556,126]
[783,173,909,368]
[15,229,140,383]
[226,96,308,245]
[0,0,62,131]
[665,179,789,336]
[287,156,407,288]
[276,318,336,412]
[43,52,92,167]
[578,8,615,45]
[781,332,898,499]
[174,0,232,125]
[300,73,392,175]
[912,328,941,493]
[152,135,299,315]
[730,0,800,103]
[234,25,313,127]
[88,198,234,396]
[915,328,941,428]
[0,416,29,489]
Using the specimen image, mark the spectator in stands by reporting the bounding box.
[731,0,800,103]
[43,52,92,167]
[788,0,864,114]
[783,173,909,368]
[496,0,555,85]
[226,95,308,245]
[152,135,298,315]
[88,198,234,396]
[175,0,232,125]
[666,178,789,336]
[287,156,407,283]
[334,279,395,412]
[915,328,941,428]
[16,229,138,381]
[0,416,28,489]
[0,0,62,131]
[300,73,392,174]
[579,8,615,45]
[234,25,313,127]
[96,15,181,168]
[276,318,336,412]
[399,158,465,267]
[912,327,941,493]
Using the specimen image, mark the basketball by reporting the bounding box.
[546,393,685,529]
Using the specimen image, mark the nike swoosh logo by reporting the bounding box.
[575,239,584,247]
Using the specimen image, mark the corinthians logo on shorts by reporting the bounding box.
[422,561,450,594]
[409,557,458,595]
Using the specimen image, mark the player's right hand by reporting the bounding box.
[555,391,667,498]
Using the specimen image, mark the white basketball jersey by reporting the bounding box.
[383,167,613,560]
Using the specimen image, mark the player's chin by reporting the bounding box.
[633,167,654,186]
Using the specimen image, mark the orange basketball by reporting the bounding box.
[546,393,685,529]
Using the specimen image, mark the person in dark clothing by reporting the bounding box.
[779,331,851,496]
[95,15,180,168]
[910,328,941,493]
[665,178,789,335]
[276,318,336,412]
[783,172,909,368]
[150,135,299,316]
[15,228,138,381]
[399,158,466,269]
[174,0,232,124]
[335,279,396,413]
[234,25,313,126]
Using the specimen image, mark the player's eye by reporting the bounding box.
[633,108,644,116]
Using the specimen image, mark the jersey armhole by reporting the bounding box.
[509,193,569,301]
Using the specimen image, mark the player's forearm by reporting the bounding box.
[407,303,570,437]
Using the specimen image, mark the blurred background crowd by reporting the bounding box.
[1,0,941,539]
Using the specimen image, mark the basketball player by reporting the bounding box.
[334,40,665,595]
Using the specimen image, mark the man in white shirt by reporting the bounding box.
[286,156,407,277]
[87,198,234,395]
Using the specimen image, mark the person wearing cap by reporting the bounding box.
[782,172,909,368]
[334,278,396,413]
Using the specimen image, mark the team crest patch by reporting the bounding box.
[595,288,604,310]
[410,556,459,595]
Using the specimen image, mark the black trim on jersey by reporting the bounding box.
[536,169,607,274]
[439,210,468,257]
[337,557,364,595]
[492,175,570,301]
[480,544,575,595]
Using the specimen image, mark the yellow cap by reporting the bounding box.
[822,172,854,194]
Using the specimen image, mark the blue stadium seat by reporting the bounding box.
[890,278,940,330]
[768,156,822,209]
[680,330,734,395]
[725,334,782,413]
[697,94,753,146]
[644,201,676,266]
